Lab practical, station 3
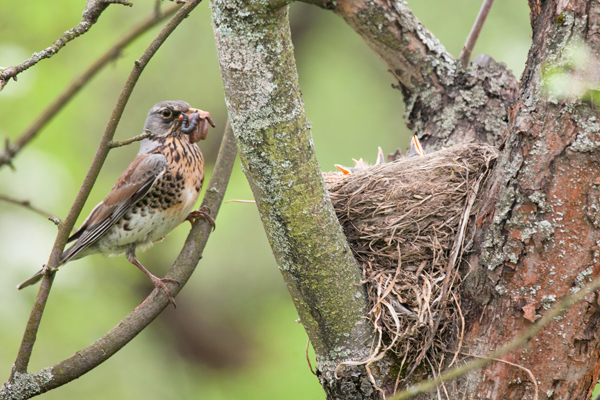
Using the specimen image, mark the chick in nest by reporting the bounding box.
[334,135,424,176]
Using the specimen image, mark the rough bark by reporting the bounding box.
[460,1,600,398]
[211,0,600,398]
[301,0,519,150]
[210,1,383,397]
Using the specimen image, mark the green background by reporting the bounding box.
[0,1,531,398]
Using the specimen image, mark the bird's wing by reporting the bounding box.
[61,153,167,263]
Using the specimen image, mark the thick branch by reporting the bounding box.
[303,0,454,94]
[0,0,132,91]
[0,3,180,170]
[211,1,378,396]
[0,119,237,400]
[299,0,518,150]
[8,0,203,382]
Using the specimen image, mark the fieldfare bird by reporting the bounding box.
[18,100,215,306]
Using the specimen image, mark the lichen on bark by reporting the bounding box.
[210,0,378,395]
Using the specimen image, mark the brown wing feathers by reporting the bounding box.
[60,154,167,263]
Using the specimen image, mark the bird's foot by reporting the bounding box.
[186,205,215,231]
[150,275,180,308]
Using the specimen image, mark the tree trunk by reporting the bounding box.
[210,1,384,397]
[460,1,600,398]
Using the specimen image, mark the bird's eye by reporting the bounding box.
[160,108,173,119]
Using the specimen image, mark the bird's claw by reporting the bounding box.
[186,206,215,231]
[150,276,180,308]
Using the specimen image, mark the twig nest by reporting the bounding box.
[325,143,498,385]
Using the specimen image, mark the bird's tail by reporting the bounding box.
[18,245,81,290]
[17,269,44,290]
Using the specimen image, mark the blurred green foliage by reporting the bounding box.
[541,39,600,106]
[0,0,530,398]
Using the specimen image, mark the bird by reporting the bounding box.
[406,135,424,157]
[17,100,216,307]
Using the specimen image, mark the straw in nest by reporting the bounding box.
[325,143,498,389]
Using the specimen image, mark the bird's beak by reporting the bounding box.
[182,108,216,143]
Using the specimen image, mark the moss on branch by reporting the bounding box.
[211,0,376,391]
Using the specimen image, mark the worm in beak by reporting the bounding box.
[181,109,216,143]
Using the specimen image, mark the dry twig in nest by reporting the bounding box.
[325,143,498,390]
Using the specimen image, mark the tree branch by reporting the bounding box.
[211,0,379,396]
[0,3,181,170]
[108,130,152,148]
[7,0,203,384]
[459,0,496,69]
[298,0,518,150]
[0,194,61,226]
[1,118,237,400]
[302,0,454,95]
[0,0,133,91]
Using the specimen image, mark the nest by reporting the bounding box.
[325,143,498,388]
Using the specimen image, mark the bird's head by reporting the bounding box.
[143,100,215,144]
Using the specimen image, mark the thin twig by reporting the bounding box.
[389,272,600,399]
[9,0,202,381]
[305,339,317,376]
[0,194,61,226]
[0,0,133,91]
[459,0,495,69]
[109,131,152,148]
[0,3,180,170]
[224,199,256,203]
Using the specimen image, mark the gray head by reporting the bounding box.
[143,100,191,136]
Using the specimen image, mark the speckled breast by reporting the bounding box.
[138,135,204,239]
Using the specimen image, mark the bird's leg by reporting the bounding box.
[126,245,179,308]
[186,205,215,231]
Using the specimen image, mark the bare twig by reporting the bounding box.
[0,0,133,91]
[108,131,152,148]
[459,0,495,69]
[0,194,61,226]
[0,3,180,170]
[224,199,256,203]
[305,339,317,376]
[2,117,236,399]
[389,272,600,399]
[8,0,202,382]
